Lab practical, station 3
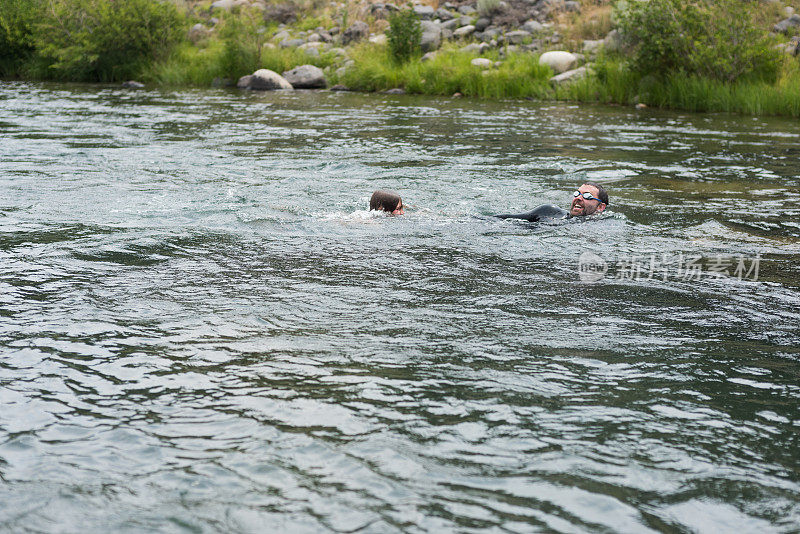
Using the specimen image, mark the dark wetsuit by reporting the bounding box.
[494,204,569,222]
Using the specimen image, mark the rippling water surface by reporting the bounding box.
[1,82,800,533]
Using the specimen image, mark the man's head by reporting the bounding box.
[570,182,608,217]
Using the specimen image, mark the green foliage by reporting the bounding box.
[295,15,324,31]
[147,32,337,86]
[259,46,337,75]
[0,0,45,76]
[615,0,783,82]
[32,0,184,81]
[145,40,227,86]
[386,9,422,64]
[561,56,800,117]
[335,43,552,98]
[219,10,269,78]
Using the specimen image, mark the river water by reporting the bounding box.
[1,82,799,532]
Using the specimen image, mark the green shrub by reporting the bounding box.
[145,40,227,86]
[219,11,269,78]
[0,0,45,76]
[615,0,783,82]
[386,9,421,63]
[33,0,184,81]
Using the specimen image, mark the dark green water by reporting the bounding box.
[1,82,799,533]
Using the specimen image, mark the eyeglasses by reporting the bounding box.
[574,190,604,203]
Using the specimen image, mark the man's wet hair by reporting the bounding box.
[584,182,609,205]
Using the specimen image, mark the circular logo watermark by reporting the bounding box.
[578,251,608,283]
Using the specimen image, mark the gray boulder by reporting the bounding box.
[564,1,580,12]
[458,5,476,15]
[454,25,476,38]
[442,19,460,30]
[504,30,531,44]
[550,66,588,85]
[421,21,442,52]
[474,17,491,31]
[414,4,435,19]
[582,39,602,57]
[210,0,235,11]
[523,20,544,34]
[435,8,455,21]
[342,21,369,44]
[282,65,326,88]
[471,58,493,68]
[280,38,305,48]
[539,50,577,73]
[188,23,212,42]
[461,42,491,54]
[246,69,294,90]
[370,3,389,18]
[459,15,473,26]
[774,14,800,34]
[236,75,253,89]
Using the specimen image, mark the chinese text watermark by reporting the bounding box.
[578,252,760,283]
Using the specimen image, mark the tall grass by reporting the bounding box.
[336,43,553,98]
[146,38,339,86]
[260,47,338,75]
[561,56,800,117]
[145,41,226,85]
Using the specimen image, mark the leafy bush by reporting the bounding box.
[219,10,270,78]
[386,9,421,63]
[0,0,44,76]
[615,0,783,82]
[33,0,184,81]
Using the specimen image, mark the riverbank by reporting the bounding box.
[2,0,800,116]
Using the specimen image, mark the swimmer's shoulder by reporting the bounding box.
[494,204,568,222]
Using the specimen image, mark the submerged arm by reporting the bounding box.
[494,204,568,222]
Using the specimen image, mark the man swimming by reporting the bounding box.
[495,182,608,222]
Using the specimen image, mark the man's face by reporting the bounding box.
[570,184,606,217]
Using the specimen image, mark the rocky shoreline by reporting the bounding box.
[195,0,629,92]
